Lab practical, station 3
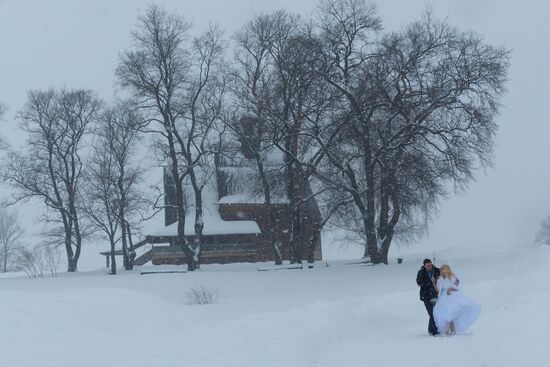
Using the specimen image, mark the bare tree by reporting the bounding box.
[109,105,145,271]
[82,103,145,274]
[313,0,382,262]
[17,244,60,278]
[82,128,120,275]
[178,24,227,265]
[1,89,102,271]
[230,14,285,264]
[260,11,339,264]
[118,6,226,270]
[117,5,197,270]
[0,208,24,272]
[17,247,44,278]
[315,3,509,263]
[230,8,357,265]
[43,243,61,277]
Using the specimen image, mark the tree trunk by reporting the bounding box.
[267,207,282,265]
[174,171,196,271]
[120,215,130,270]
[193,184,203,269]
[167,132,196,271]
[64,226,76,272]
[293,165,306,263]
[59,206,76,272]
[70,205,82,271]
[291,197,304,264]
[126,221,135,270]
[364,161,382,264]
[344,162,378,263]
[380,183,401,265]
[109,235,117,275]
[307,224,321,267]
[187,161,203,270]
[257,158,282,265]
[285,136,299,264]
[379,233,392,265]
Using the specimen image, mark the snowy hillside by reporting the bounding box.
[0,245,546,367]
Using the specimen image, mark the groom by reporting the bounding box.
[416,259,440,336]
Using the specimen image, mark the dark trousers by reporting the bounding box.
[423,299,438,335]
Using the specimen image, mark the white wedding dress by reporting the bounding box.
[433,275,480,334]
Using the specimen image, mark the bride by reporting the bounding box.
[433,264,480,335]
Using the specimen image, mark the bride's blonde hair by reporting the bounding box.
[440,264,455,279]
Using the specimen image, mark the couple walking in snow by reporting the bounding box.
[416,259,480,336]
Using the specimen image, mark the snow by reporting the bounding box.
[257,263,306,271]
[0,2,546,365]
[217,164,289,204]
[147,165,262,237]
[0,244,547,366]
[216,193,261,204]
[148,215,261,236]
[216,193,288,204]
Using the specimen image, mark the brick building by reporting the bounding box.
[145,156,323,265]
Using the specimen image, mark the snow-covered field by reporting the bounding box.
[0,245,547,367]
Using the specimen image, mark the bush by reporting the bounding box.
[187,286,220,305]
[17,245,60,278]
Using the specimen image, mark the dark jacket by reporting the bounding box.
[416,265,440,301]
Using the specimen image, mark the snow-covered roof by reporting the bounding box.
[148,214,261,236]
[216,194,287,205]
[217,164,289,204]
[148,163,261,236]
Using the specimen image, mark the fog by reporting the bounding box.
[0,0,548,264]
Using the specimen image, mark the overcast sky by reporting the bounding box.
[0,0,548,264]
